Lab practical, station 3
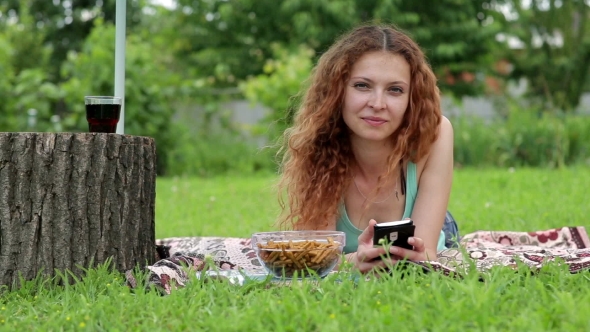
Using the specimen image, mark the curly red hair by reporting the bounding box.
[277,24,441,230]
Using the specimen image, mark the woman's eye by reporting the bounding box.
[389,87,404,93]
[353,82,369,89]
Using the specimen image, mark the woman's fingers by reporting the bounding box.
[356,246,388,263]
[356,255,396,274]
[388,237,425,261]
[408,237,425,253]
[357,219,377,246]
[389,246,412,260]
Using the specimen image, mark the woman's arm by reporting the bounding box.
[410,116,454,260]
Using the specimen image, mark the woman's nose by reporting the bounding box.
[368,91,386,110]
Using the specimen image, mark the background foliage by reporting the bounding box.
[496,0,590,112]
[454,111,590,168]
[59,19,179,173]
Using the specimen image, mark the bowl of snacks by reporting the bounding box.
[251,231,346,278]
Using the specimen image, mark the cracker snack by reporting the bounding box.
[256,238,342,278]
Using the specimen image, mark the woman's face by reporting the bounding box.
[342,51,411,146]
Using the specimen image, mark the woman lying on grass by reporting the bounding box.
[277,24,459,274]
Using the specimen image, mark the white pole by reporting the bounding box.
[114,0,126,134]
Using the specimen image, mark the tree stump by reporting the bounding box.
[0,132,157,288]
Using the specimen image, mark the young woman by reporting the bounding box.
[277,24,459,274]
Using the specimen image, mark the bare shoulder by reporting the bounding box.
[433,116,454,151]
[438,115,454,141]
[416,116,454,177]
[426,115,453,169]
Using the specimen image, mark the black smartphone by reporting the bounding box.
[373,219,415,251]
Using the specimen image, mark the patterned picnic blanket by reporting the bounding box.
[126,226,590,295]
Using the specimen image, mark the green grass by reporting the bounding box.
[155,173,280,238]
[155,167,590,238]
[2,167,590,331]
[450,166,590,232]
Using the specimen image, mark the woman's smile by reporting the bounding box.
[362,116,388,127]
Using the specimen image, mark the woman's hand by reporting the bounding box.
[347,219,429,274]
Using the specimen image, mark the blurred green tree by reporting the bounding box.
[0,0,63,132]
[495,0,590,112]
[0,32,17,132]
[59,19,180,174]
[239,44,315,139]
[0,0,145,80]
[159,0,503,98]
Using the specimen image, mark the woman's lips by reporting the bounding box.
[362,117,387,126]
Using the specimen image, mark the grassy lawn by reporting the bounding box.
[1,167,590,331]
[155,167,590,238]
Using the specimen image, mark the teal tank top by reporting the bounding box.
[336,162,446,253]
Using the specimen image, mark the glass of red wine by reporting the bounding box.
[84,96,122,133]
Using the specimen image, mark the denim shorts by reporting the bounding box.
[442,210,460,248]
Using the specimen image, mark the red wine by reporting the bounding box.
[85,104,121,133]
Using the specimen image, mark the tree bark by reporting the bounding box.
[0,132,157,288]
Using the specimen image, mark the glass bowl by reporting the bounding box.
[251,231,346,279]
